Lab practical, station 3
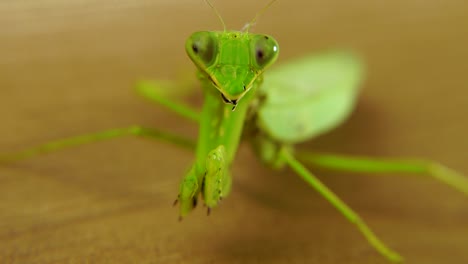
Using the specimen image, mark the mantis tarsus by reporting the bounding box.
[1,1,467,262]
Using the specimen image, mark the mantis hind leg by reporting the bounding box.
[279,148,403,263]
[296,151,468,196]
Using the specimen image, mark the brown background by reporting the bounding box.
[1,0,467,263]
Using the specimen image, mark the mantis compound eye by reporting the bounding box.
[186,31,218,67]
[251,34,279,70]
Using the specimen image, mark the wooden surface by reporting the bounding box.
[1,1,467,263]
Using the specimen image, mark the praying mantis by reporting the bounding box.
[1,0,467,263]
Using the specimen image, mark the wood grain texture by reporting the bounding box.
[1,0,467,263]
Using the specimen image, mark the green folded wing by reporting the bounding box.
[257,51,365,144]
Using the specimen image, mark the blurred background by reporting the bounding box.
[0,0,467,263]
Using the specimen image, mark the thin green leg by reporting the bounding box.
[297,151,468,196]
[0,126,195,164]
[1,80,202,164]
[135,80,200,122]
[280,149,403,263]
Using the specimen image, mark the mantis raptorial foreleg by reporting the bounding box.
[138,81,233,216]
[0,82,198,164]
[278,148,403,263]
[176,166,200,218]
[176,145,231,217]
[203,145,230,208]
[297,152,468,196]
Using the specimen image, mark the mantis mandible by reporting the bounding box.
[1,1,467,262]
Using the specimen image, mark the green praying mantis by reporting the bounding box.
[1,0,467,262]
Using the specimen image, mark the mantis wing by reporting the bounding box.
[257,51,365,144]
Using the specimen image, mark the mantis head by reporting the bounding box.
[185,31,279,107]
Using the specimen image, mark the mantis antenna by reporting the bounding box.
[244,0,278,32]
[204,0,227,32]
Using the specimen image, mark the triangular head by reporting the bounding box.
[185,31,279,108]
